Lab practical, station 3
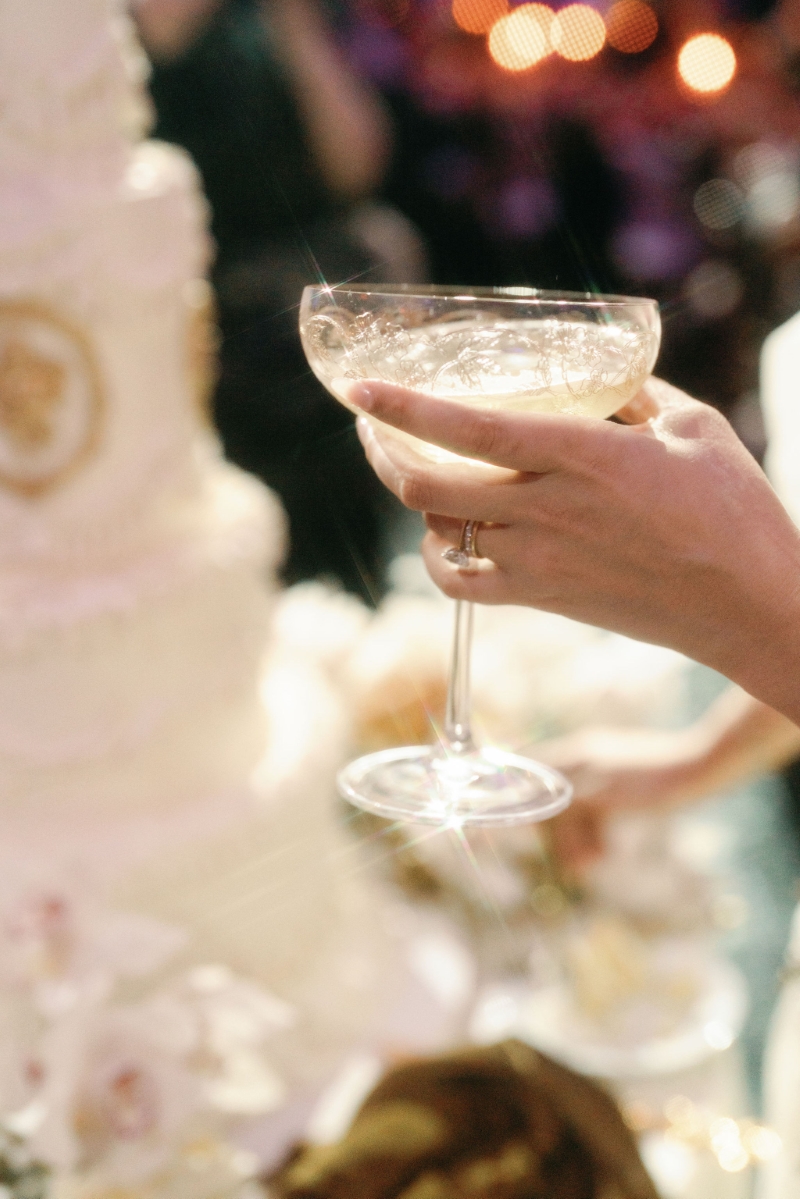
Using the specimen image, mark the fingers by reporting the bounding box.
[642,376,722,437]
[353,377,715,508]
[421,531,511,603]
[613,385,660,425]
[356,416,519,521]
[425,513,511,562]
[643,375,696,412]
[424,512,464,544]
[547,804,605,872]
[353,378,716,534]
[349,379,621,473]
[594,376,709,432]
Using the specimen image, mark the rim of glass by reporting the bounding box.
[303,283,659,310]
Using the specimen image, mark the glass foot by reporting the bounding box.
[337,745,572,827]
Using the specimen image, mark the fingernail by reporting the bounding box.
[355,415,371,442]
[349,383,375,412]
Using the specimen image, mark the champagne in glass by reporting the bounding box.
[300,285,661,827]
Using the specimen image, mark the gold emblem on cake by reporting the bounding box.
[0,301,104,495]
[0,340,67,449]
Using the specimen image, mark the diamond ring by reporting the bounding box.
[442,519,482,567]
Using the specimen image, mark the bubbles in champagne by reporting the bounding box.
[301,312,657,422]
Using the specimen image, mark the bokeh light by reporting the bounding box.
[710,1117,749,1173]
[551,4,605,62]
[606,0,658,54]
[734,142,800,231]
[488,4,554,72]
[744,1125,782,1163]
[693,178,744,230]
[452,0,508,36]
[678,33,737,94]
[685,260,744,320]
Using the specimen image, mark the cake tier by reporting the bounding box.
[0,620,388,1089]
[0,463,283,816]
[0,139,218,570]
[0,0,149,244]
[110,648,379,1081]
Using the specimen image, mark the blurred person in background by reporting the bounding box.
[134,0,425,598]
[344,0,800,452]
[543,686,800,868]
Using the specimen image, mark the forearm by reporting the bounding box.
[675,688,800,800]
[540,690,800,820]
[264,0,390,198]
[696,561,800,731]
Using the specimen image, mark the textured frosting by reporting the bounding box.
[0,0,394,1085]
[0,0,283,812]
[0,0,151,246]
[0,140,217,581]
[0,0,221,585]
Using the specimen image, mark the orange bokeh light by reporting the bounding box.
[453,0,509,36]
[678,33,737,94]
[551,4,606,61]
[488,4,554,72]
[606,0,658,53]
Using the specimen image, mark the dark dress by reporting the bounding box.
[147,0,387,600]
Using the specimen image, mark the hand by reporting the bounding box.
[544,685,800,868]
[536,726,706,870]
[351,377,800,725]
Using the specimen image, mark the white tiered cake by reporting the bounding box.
[0,0,386,1085]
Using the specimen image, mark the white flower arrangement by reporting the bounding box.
[0,868,293,1199]
[274,565,718,995]
[275,563,687,755]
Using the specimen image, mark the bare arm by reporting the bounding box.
[264,0,391,199]
[545,688,800,812]
[134,0,390,198]
[541,689,800,866]
[682,687,800,794]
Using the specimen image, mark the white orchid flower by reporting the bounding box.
[0,865,185,1016]
[26,1003,200,1186]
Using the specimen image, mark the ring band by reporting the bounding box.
[463,520,480,558]
[442,519,482,567]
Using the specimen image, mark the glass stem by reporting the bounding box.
[444,600,476,754]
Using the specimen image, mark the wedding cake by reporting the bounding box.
[0,0,389,1085]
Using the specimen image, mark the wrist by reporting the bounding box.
[708,548,800,727]
[651,726,720,805]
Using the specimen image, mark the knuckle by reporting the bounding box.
[438,572,467,600]
[469,411,503,460]
[424,512,453,538]
[530,541,560,588]
[580,441,611,478]
[397,469,431,511]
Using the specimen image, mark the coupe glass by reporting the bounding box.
[299,285,661,827]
